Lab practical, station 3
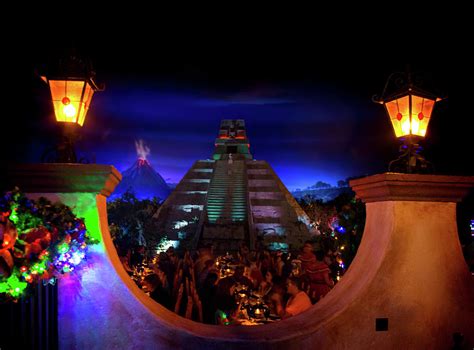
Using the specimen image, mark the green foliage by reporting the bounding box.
[299,192,366,269]
[107,190,163,257]
[1,188,95,301]
[333,193,366,267]
[299,196,337,235]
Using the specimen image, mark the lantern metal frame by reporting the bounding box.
[373,69,442,174]
[40,51,104,163]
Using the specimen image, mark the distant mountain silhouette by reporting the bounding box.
[111,159,171,201]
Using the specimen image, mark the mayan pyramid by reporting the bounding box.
[153,120,316,253]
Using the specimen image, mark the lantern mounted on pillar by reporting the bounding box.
[40,51,104,163]
[373,68,443,173]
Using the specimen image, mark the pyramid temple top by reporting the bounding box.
[213,119,253,160]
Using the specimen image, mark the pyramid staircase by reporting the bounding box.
[206,160,247,223]
[198,160,249,253]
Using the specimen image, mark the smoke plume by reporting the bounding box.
[135,139,150,160]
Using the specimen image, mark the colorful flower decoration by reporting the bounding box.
[0,188,97,301]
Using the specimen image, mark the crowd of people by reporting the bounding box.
[118,241,339,325]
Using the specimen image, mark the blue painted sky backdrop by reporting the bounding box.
[79,79,393,190]
[6,42,467,191]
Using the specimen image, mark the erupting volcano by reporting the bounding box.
[111,140,171,201]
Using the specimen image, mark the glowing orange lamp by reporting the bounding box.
[381,86,440,139]
[41,54,101,127]
[40,52,103,163]
[373,69,443,173]
[41,78,97,127]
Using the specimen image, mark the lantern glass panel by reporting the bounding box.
[411,95,435,137]
[385,95,410,137]
[78,82,95,126]
[49,80,89,126]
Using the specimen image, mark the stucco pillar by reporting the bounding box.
[345,173,474,348]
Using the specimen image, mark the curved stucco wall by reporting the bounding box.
[12,166,474,349]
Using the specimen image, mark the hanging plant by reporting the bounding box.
[0,188,98,302]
